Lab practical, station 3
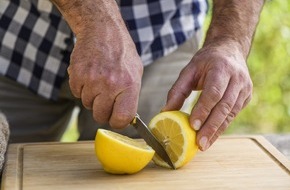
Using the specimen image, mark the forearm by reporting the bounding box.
[50,0,143,128]
[204,0,264,58]
[50,0,126,38]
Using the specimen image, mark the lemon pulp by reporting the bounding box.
[148,111,198,169]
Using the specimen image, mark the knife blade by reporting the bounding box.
[131,114,175,169]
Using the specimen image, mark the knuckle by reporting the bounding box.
[208,86,223,102]
[219,101,233,116]
[169,86,187,100]
[105,76,119,89]
[69,81,81,98]
[179,65,190,76]
[167,88,175,99]
[205,123,219,135]
[80,87,97,109]
[221,59,233,71]
[168,87,178,97]
[197,104,212,119]
[227,111,237,122]
[86,71,99,84]
[107,74,137,92]
[82,99,92,110]
[225,107,240,125]
[236,71,253,91]
[238,73,253,90]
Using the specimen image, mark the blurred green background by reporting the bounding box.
[62,0,290,142]
[223,0,290,134]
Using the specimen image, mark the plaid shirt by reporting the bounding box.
[0,0,208,100]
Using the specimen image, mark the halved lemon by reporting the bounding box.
[148,111,198,169]
[95,129,155,174]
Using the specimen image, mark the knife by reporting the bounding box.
[131,114,175,169]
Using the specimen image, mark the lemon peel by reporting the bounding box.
[95,129,155,174]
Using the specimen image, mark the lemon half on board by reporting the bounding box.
[148,111,198,169]
[95,129,155,174]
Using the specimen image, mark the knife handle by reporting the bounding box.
[131,113,140,125]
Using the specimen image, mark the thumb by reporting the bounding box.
[109,88,140,129]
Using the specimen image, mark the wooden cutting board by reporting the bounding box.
[1,136,290,190]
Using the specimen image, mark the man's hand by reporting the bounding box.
[162,0,264,151]
[162,40,252,151]
[51,0,143,128]
[68,31,143,129]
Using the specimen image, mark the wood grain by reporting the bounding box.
[1,136,290,190]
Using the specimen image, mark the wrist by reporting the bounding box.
[203,0,264,59]
[203,35,249,59]
[50,0,122,36]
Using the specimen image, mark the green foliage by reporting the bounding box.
[205,1,290,134]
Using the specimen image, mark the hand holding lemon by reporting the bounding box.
[94,111,198,174]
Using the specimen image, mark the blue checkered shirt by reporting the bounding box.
[0,0,208,100]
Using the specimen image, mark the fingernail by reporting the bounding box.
[193,119,201,130]
[199,136,208,151]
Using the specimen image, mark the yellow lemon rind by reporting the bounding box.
[148,111,198,169]
[95,129,155,174]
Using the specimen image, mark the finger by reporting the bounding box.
[162,67,195,111]
[81,85,100,110]
[211,97,251,145]
[109,88,140,129]
[92,94,114,124]
[67,65,83,98]
[202,77,252,149]
[199,80,252,149]
[197,88,248,151]
[242,94,252,108]
[190,69,230,131]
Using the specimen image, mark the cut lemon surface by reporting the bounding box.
[95,129,155,174]
[148,111,198,169]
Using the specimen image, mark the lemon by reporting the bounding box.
[94,129,155,174]
[148,111,198,169]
